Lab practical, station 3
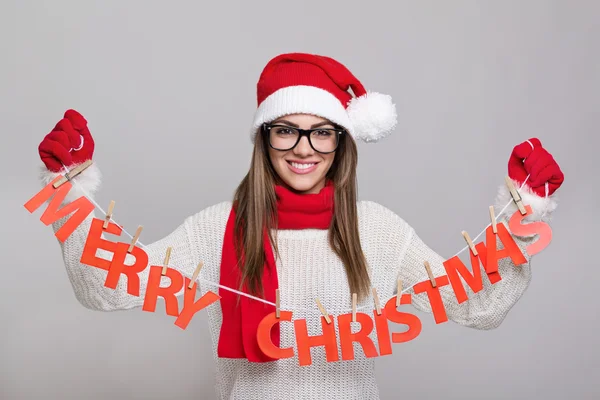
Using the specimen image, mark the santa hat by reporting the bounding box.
[251,53,397,143]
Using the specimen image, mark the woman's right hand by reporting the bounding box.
[39,109,95,172]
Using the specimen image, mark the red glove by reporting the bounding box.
[508,138,564,196]
[38,109,95,172]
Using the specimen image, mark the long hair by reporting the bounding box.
[232,125,372,301]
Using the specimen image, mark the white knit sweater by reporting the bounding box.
[42,164,558,400]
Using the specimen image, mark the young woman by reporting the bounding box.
[37,53,564,399]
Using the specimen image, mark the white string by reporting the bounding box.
[60,163,530,314]
[60,163,276,307]
[395,175,531,305]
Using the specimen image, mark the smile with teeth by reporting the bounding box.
[287,160,319,174]
[290,162,316,169]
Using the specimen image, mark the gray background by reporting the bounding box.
[2,1,598,399]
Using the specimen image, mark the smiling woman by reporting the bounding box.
[35,52,564,399]
[265,115,342,194]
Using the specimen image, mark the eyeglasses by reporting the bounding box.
[262,123,344,154]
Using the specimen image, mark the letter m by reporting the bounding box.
[24,175,95,242]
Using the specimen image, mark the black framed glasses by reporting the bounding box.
[262,123,345,154]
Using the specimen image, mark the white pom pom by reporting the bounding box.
[346,91,397,143]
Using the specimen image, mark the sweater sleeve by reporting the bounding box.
[396,179,558,330]
[40,163,199,311]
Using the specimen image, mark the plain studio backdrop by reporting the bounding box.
[1,1,598,399]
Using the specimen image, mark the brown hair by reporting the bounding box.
[232,125,371,301]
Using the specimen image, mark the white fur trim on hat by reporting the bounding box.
[39,162,102,206]
[251,85,353,143]
[347,91,397,143]
[251,86,398,144]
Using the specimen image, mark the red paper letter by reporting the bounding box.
[174,278,221,330]
[104,242,148,297]
[337,313,378,361]
[24,176,95,242]
[79,219,150,299]
[373,310,393,356]
[485,222,527,273]
[257,311,294,360]
[508,205,552,256]
[443,242,502,304]
[294,317,339,366]
[413,276,450,324]
[384,294,422,343]
[475,242,502,285]
[142,266,184,316]
[80,218,121,271]
[443,255,483,304]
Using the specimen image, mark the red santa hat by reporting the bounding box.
[251,53,397,143]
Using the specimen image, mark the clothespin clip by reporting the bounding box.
[103,200,115,229]
[352,293,357,323]
[52,159,93,188]
[161,247,172,276]
[372,288,382,316]
[315,298,331,324]
[275,289,280,319]
[127,226,143,253]
[489,206,497,234]
[424,261,436,288]
[505,176,527,215]
[396,279,403,308]
[461,230,478,256]
[188,261,204,290]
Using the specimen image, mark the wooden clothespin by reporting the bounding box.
[396,279,403,308]
[505,176,527,215]
[188,261,204,289]
[461,230,478,256]
[103,200,115,229]
[424,261,436,288]
[275,289,280,319]
[52,159,93,188]
[489,206,497,234]
[315,298,331,324]
[127,226,143,253]
[161,247,172,276]
[372,288,382,316]
[352,293,357,323]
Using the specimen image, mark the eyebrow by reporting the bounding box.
[272,119,335,129]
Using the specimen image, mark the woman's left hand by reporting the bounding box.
[508,138,564,197]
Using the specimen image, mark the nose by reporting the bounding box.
[293,135,314,157]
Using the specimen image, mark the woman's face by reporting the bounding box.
[267,113,338,194]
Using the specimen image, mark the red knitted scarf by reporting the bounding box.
[217,180,334,362]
